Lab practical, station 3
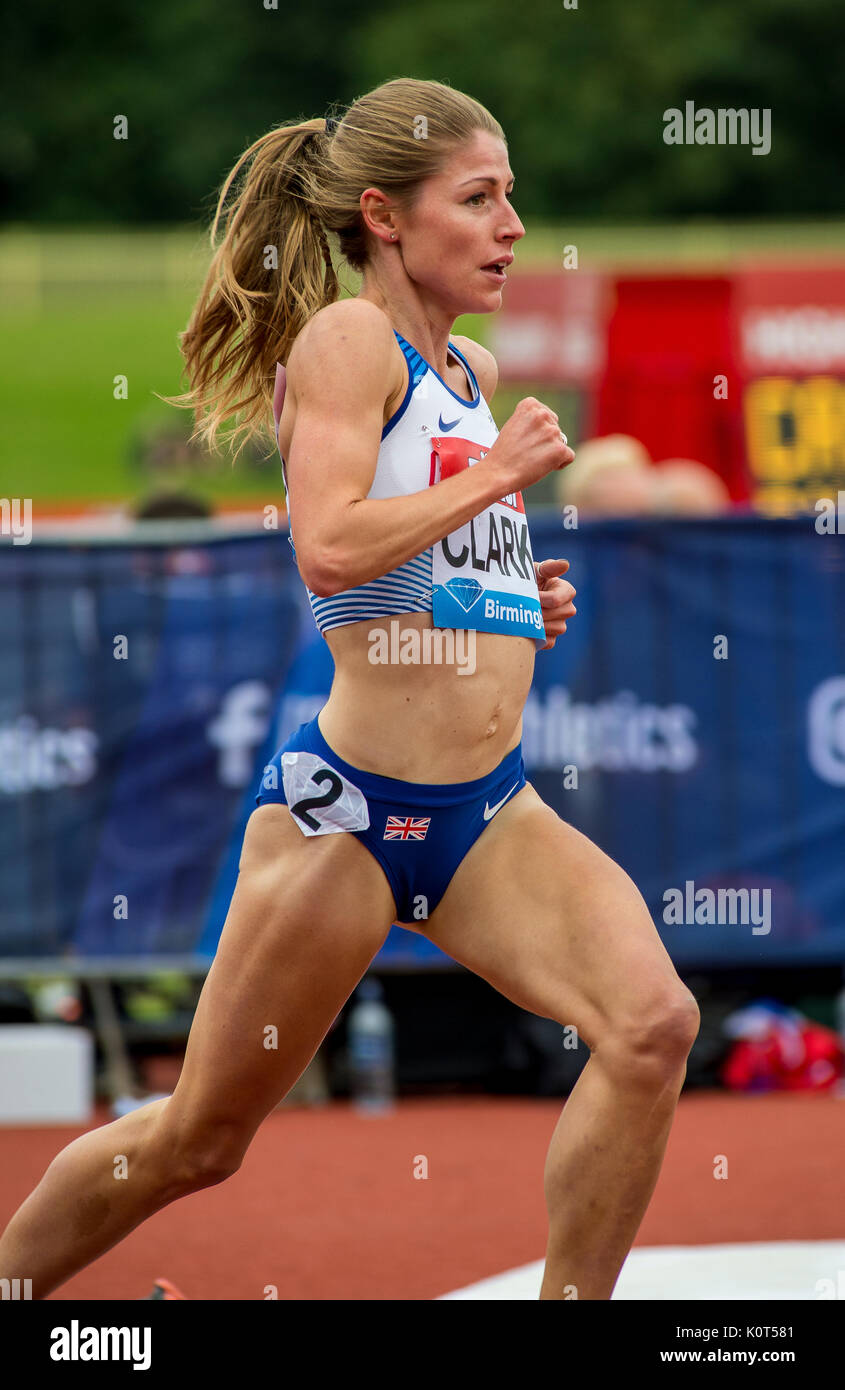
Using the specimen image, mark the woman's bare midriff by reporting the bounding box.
[318,611,535,783]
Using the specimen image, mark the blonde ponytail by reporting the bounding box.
[165,80,504,460]
[163,118,339,459]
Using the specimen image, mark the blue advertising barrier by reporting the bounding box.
[1,516,843,971]
[0,532,302,968]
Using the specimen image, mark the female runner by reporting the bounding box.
[0,77,699,1301]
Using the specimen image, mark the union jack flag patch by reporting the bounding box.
[383,815,431,841]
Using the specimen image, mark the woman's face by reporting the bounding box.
[365,129,526,316]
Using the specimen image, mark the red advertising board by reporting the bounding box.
[594,274,743,497]
[494,262,845,511]
[488,271,610,390]
[734,265,845,514]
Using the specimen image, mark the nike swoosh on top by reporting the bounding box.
[438,413,462,431]
[483,782,521,820]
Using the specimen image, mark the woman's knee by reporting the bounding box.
[153,1107,250,1195]
[599,988,700,1077]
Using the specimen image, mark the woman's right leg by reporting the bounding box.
[0,804,397,1299]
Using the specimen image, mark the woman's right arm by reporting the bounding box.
[285,298,572,597]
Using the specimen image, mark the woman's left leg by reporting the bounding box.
[418,782,700,1301]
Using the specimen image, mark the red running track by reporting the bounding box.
[1,1092,843,1300]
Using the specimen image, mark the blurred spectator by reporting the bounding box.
[557,433,655,516]
[558,435,733,517]
[651,459,732,516]
[131,491,213,520]
[127,490,216,577]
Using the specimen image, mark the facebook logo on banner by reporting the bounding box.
[207,682,272,787]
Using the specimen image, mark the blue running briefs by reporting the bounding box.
[255,715,526,922]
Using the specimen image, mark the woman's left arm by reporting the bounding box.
[534,558,577,651]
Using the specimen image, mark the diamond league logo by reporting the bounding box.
[444,577,483,612]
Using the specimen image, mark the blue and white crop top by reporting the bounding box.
[272,328,545,644]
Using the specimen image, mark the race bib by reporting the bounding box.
[429,436,545,643]
[279,751,370,837]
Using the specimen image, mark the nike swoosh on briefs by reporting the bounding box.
[438,413,462,431]
[483,783,521,820]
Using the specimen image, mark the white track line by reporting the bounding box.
[438,1241,845,1300]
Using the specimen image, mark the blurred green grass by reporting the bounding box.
[2,221,844,506]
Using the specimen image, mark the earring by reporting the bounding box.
[390,233,396,240]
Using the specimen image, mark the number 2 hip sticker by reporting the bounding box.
[281,751,370,836]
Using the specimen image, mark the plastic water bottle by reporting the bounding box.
[347,978,395,1114]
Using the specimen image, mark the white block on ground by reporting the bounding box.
[0,1025,94,1124]
[439,1241,845,1300]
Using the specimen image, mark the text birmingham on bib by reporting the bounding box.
[428,434,545,644]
